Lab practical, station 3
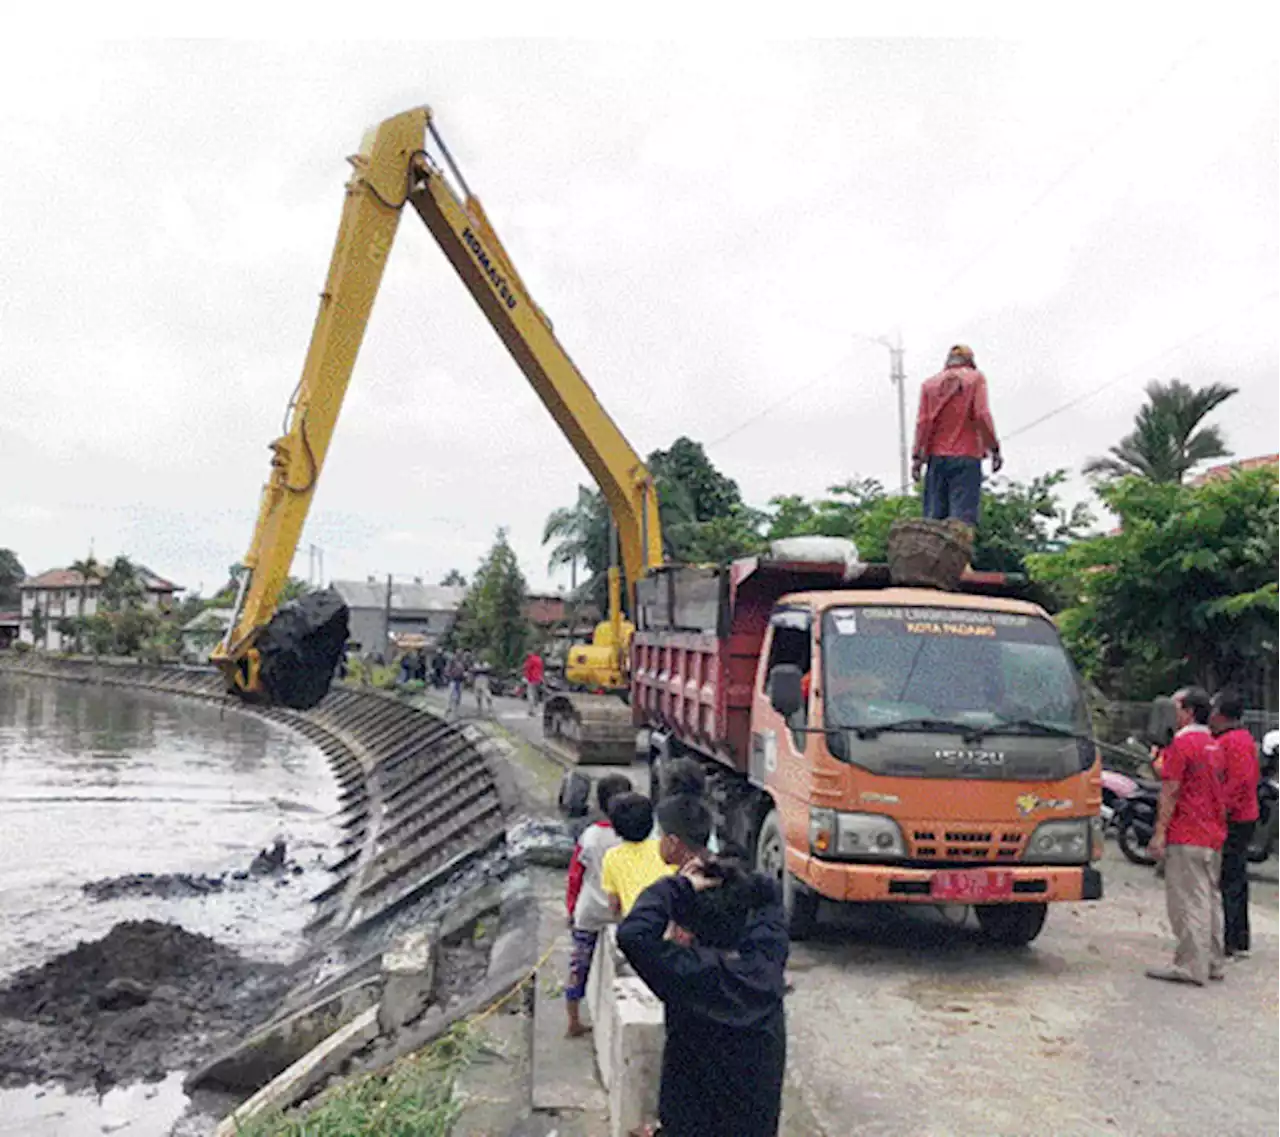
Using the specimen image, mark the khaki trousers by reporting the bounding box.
[1164,843,1224,983]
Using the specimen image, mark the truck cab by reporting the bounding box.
[752,588,1102,942]
[635,551,1103,945]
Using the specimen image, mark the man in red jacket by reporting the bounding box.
[1210,688,1260,960]
[1147,687,1228,986]
[523,650,545,717]
[911,344,1002,527]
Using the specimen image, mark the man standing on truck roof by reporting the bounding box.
[911,344,1002,526]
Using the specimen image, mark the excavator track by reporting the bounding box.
[542,692,636,766]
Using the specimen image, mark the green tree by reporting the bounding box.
[1029,466,1278,698]
[0,548,27,609]
[113,607,159,656]
[647,437,744,523]
[766,472,1089,575]
[30,602,46,647]
[440,569,467,587]
[975,472,1094,575]
[1084,378,1237,484]
[279,577,311,603]
[456,529,532,673]
[100,555,144,611]
[54,616,83,653]
[647,437,763,563]
[86,612,115,657]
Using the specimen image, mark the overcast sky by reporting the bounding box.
[1,35,1276,598]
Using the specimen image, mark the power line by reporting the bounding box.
[925,37,1207,305]
[1003,289,1279,442]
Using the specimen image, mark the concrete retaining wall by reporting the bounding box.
[588,926,665,1137]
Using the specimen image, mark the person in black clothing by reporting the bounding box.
[617,797,789,1137]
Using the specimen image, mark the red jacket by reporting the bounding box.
[913,365,999,461]
[1217,726,1260,823]
[523,654,544,684]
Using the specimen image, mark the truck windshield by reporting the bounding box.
[822,605,1088,737]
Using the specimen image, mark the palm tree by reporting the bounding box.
[100,555,144,612]
[68,553,102,622]
[543,486,612,611]
[1084,379,1238,484]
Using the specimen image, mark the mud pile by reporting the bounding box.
[0,920,288,1090]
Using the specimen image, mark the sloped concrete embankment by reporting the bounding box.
[0,656,540,1128]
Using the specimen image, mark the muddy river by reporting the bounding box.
[0,674,341,1135]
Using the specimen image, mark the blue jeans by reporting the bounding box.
[923,456,982,525]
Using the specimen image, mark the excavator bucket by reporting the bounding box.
[252,588,350,711]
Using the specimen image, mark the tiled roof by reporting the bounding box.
[20,564,182,592]
[0,611,20,625]
[1190,454,1278,487]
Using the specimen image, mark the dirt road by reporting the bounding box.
[784,847,1278,1137]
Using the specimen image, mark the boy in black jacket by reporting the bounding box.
[617,796,789,1137]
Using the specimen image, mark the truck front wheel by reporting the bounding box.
[975,902,1048,946]
[755,809,819,940]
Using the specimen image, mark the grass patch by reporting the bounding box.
[231,1025,479,1137]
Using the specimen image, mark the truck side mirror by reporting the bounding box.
[768,664,804,718]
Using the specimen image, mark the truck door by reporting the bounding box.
[752,607,813,802]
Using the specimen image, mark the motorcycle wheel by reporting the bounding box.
[1117,816,1157,866]
[1246,832,1275,864]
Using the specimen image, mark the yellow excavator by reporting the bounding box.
[210,107,661,762]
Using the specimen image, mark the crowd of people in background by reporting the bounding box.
[563,758,789,1137]
[384,646,546,721]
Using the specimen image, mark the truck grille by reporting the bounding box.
[910,826,1025,862]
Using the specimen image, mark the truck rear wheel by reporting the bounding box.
[975,902,1047,946]
[755,809,819,940]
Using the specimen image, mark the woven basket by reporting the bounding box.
[887,519,973,590]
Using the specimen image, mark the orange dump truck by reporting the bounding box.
[634,545,1103,944]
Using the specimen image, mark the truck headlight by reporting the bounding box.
[1025,819,1090,864]
[835,812,906,860]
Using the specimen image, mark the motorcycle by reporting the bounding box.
[1247,771,1278,864]
[1114,778,1162,866]
[1101,767,1141,834]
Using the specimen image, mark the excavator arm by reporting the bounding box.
[211,107,662,708]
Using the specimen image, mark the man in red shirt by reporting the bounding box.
[911,344,1002,527]
[1210,688,1259,960]
[1146,687,1228,986]
[523,650,545,717]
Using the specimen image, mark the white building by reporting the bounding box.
[19,565,182,650]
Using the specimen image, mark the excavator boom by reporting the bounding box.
[212,107,661,727]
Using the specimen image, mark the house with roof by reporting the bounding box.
[180,607,235,662]
[19,564,182,650]
[1189,453,1278,487]
[331,578,467,657]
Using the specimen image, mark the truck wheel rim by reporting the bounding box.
[760,827,784,880]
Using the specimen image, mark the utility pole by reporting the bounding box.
[888,333,908,496]
[384,573,393,661]
[855,332,910,495]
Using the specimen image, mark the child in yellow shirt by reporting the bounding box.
[601,793,674,917]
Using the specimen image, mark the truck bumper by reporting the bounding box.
[797,856,1104,904]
